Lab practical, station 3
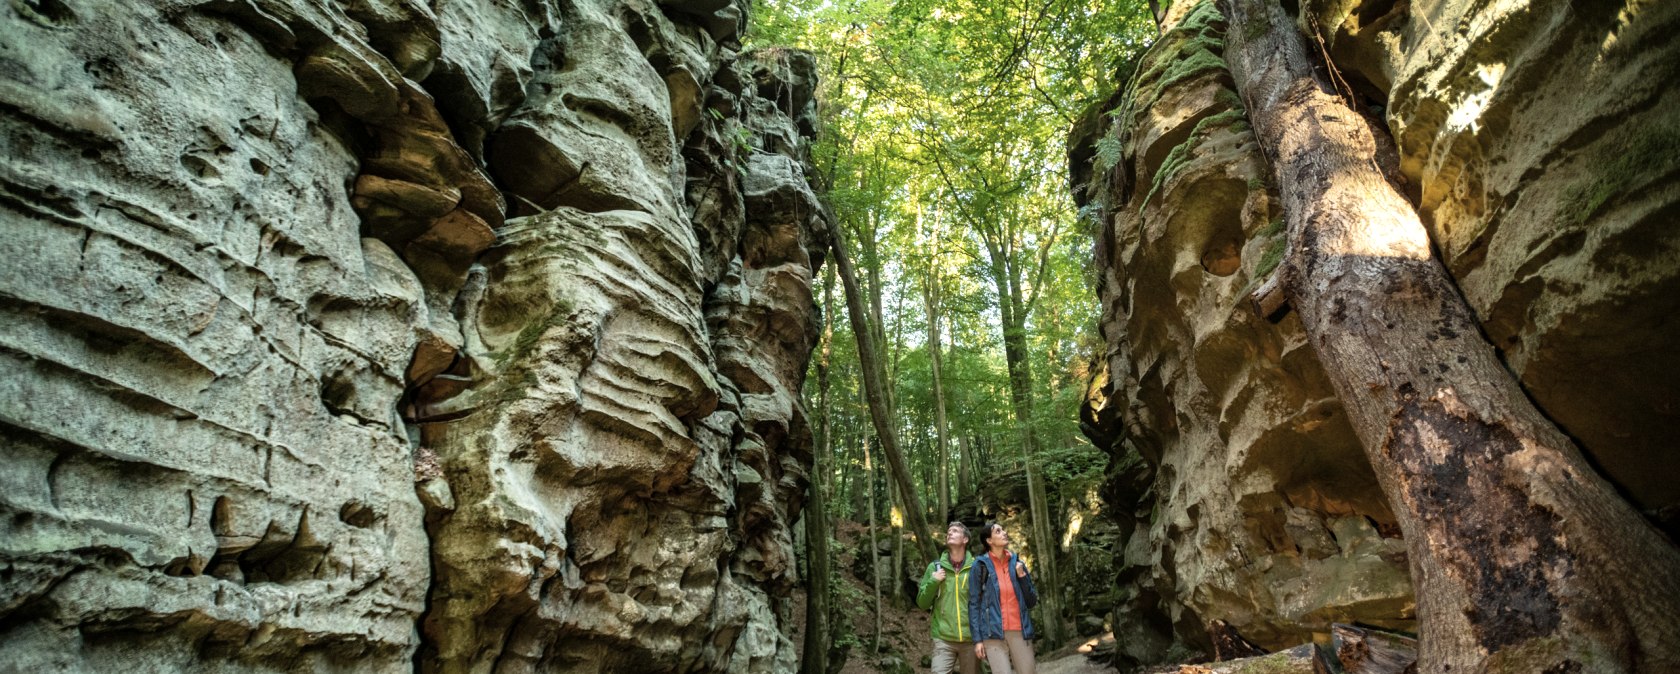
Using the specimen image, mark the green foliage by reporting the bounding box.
[1093,134,1125,174]
[1040,442,1106,496]
[1133,0,1228,110]
[1174,0,1228,35]
[1254,233,1287,278]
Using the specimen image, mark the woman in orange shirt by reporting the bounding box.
[966,523,1039,674]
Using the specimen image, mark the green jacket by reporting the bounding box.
[916,552,975,642]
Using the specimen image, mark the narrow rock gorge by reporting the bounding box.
[0,0,825,671]
[1071,0,1680,666]
[6,0,1679,670]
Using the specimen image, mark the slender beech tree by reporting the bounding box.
[925,266,952,520]
[1222,0,1680,671]
[957,434,974,502]
[864,435,882,655]
[970,182,1071,646]
[800,265,836,674]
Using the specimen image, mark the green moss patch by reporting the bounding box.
[1132,0,1231,112]
[1140,107,1251,210]
[1558,127,1680,227]
[1254,232,1286,278]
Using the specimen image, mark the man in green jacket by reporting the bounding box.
[917,521,979,674]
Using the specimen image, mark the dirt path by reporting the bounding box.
[1037,653,1118,674]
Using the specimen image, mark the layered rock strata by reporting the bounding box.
[0,0,826,671]
[1073,0,1680,662]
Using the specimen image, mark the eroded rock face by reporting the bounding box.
[1073,0,1415,655]
[0,0,824,671]
[1071,0,1680,663]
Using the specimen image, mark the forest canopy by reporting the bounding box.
[750,0,1157,517]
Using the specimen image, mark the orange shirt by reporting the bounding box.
[992,554,1022,631]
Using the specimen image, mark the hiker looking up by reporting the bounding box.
[916,521,979,674]
[967,522,1038,674]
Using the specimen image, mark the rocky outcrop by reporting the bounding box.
[0,0,825,671]
[1070,0,1414,658]
[1070,0,1679,664]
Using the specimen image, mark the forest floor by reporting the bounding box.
[787,521,1312,673]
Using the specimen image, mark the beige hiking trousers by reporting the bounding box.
[931,638,978,674]
[981,630,1035,674]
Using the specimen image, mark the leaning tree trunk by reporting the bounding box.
[831,223,936,557]
[1220,0,1680,671]
[801,264,836,674]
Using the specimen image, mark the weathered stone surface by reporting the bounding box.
[1069,0,1414,660]
[1300,0,1680,532]
[1072,0,1680,664]
[1,0,824,671]
[0,2,432,670]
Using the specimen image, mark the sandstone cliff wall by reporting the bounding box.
[0,1,825,671]
[1070,0,1679,663]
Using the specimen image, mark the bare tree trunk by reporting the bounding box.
[841,431,855,519]
[927,271,952,522]
[1221,0,1680,671]
[865,436,882,655]
[890,486,905,603]
[831,222,935,556]
[801,265,836,674]
[958,434,973,502]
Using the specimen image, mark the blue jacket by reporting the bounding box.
[966,551,1038,641]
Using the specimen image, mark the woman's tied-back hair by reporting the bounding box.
[974,522,1003,552]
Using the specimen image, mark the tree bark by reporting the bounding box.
[926,271,952,522]
[890,486,905,602]
[801,265,836,674]
[831,221,935,557]
[958,434,973,502]
[864,436,882,655]
[1220,0,1680,671]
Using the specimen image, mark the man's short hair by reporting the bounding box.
[946,521,969,539]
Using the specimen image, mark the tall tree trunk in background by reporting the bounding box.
[864,436,882,655]
[801,265,837,674]
[1222,0,1680,671]
[958,434,973,502]
[890,486,906,603]
[831,223,936,557]
[988,262,1067,645]
[926,271,952,522]
[839,431,853,517]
